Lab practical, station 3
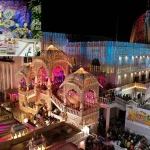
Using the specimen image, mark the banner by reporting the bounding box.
[126,105,150,126]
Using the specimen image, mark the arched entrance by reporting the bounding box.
[84,89,96,109]
[66,89,79,109]
[52,67,65,95]
[37,66,48,90]
[20,77,27,91]
[52,67,65,83]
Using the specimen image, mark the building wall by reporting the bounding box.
[0,57,23,90]
[42,32,150,88]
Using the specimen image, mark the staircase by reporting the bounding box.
[50,94,64,112]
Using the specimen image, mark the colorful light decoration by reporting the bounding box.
[37,66,48,82]
[0,0,31,34]
[42,32,150,68]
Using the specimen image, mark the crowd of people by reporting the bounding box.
[116,94,132,101]
[34,105,59,126]
[85,135,115,150]
[106,123,149,150]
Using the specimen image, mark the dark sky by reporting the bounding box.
[42,0,147,42]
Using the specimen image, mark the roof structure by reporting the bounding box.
[61,67,102,90]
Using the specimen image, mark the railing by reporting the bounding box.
[127,100,138,106]
[27,90,35,96]
[66,107,81,116]
[115,97,127,105]
[134,82,146,88]
[51,95,64,111]
[40,93,49,101]
[82,107,99,116]
[40,90,48,95]
[99,97,112,104]
[50,112,62,121]
[20,105,37,114]
[66,131,84,143]
[116,64,147,73]
[121,83,134,90]
[19,90,26,95]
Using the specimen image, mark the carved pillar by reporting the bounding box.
[26,80,29,97]
[6,64,9,89]
[63,85,67,105]
[34,75,37,93]
[80,90,84,116]
[10,64,13,89]
[63,85,67,113]
[2,64,6,90]
[4,91,7,102]
[47,76,52,112]
[106,107,110,134]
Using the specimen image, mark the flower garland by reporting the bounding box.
[28,0,41,40]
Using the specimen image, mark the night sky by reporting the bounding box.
[42,0,148,42]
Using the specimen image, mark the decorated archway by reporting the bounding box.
[28,69,35,91]
[84,89,95,104]
[84,89,97,110]
[20,77,27,91]
[66,89,80,109]
[37,66,48,90]
[52,66,65,83]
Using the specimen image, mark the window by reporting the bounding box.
[24,57,32,63]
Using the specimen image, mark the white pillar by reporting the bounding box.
[2,64,6,90]
[47,77,51,89]
[80,91,84,110]
[10,64,13,89]
[6,64,9,89]
[34,75,37,93]
[63,85,67,105]
[106,107,110,134]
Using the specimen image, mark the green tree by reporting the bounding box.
[28,0,41,39]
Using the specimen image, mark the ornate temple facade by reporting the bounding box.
[42,32,150,100]
[16,45,102,128]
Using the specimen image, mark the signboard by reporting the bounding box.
[126,105,150,127]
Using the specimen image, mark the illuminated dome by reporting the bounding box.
[130,13,146,43]
[130,9,150,44]
[16,64,34,80]
[40,44,69,62]
[61,67,102,90]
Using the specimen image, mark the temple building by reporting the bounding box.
[42,32,150,100]
[1,1,150,149]
[16,44,102,129]
[14,7,150,142]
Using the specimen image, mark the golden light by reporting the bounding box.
[122,85,146,92]
[82,126,89,135]
[18,132,21,138]
[42,145,46,150]
[14,134,17,139]
[22,131,25,136]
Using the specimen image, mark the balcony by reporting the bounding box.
[117,64,147,73]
